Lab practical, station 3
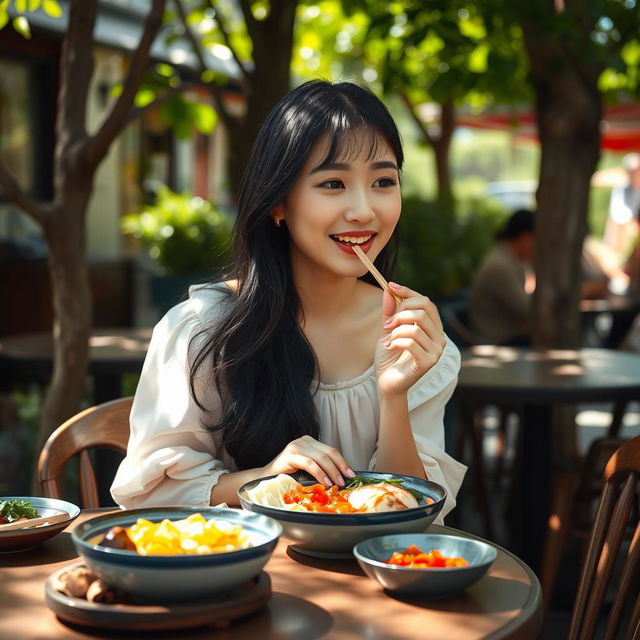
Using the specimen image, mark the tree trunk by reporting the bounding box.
[38,194,93,451]
[223,0,296,197]
[432,101,455,214]
[523,28,602,348]
[400,94,455,214]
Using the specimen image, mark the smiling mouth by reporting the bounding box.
[330,233,376,246]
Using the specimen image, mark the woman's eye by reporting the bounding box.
[373,177,398,188]
[319,179,344,190]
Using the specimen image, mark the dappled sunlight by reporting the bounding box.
[89,332,151,353]
[463,357,502,369]
[471,346,520,361]
[550,364,584,376]
[526,349,580,361]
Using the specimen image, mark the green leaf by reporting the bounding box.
[191,102,218,134]
[42,0,62,18]
[0,10,9,31]
[0,499,39,522]
[200,69,216,83]
[155,62,175,78]
[28,0,41,11]
[15,0,27,12]
[134,87,156,108]
[13,16,31,38]
[344,476,425,502]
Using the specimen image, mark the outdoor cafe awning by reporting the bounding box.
[456,103,640,153]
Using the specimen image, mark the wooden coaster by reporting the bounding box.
[45,562,271,632]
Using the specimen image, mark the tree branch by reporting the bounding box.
[237,0,259,46]
[171,0,237,132]
[125,83,193,125]
[85,0,166,167]
[399,91,435,147]
[0,160,49,226]
[207,0,251,81]
[58,0,98,146]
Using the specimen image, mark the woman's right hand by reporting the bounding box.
[261,435,355,487]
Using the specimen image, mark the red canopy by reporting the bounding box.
[456,103,640,152]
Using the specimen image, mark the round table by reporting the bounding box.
[455,346,640,572]
[0,510,542,640]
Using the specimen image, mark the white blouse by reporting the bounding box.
[111,285,467,522]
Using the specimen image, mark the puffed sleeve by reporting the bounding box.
[381,336,466,524]
[110,287,235,509]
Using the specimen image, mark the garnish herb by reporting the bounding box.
[0,499,40,522]
[344,476,425,502]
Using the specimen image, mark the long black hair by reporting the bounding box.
[190,80,404,470]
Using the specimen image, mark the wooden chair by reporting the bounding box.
[565,435,640,639]
[541,399,634,619]
[38,397,132,508]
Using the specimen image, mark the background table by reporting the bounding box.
[455,346,640,573]
[0,510,542,640]
[0,328,151,402]
[0,329,151,503]
[580,293,640,347]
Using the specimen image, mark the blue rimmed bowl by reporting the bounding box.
[354,533,497,598]
[238,471,446,559]
[71,507,282,602]
[0,496,80,552]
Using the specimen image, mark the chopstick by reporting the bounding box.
[352,245,403,304]
[0,512,69,532]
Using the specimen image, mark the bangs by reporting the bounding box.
[316,123,400,170]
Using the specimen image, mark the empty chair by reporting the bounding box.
[566,435,640,639]
[541,400,634,619]
[38,397,132,508]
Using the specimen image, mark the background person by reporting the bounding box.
[604,152,640,260]
[470,209,534,345]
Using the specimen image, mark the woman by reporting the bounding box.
[111,80,466,520]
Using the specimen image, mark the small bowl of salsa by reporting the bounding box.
[353,532,497,598]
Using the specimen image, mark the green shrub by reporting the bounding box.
[122,187,232,276]
[396,196,505,299]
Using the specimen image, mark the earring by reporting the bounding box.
[275,217,282,227]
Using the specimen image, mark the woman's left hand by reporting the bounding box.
[375,282,446,397]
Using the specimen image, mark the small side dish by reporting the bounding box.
[0,496,80,552]
[354,533,497,597]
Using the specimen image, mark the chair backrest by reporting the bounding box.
[37,397,132,508]
[568,435,640,640]
[442,303,485,347]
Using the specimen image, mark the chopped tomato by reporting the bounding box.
[283,483,363,513]
[385,545,469,568]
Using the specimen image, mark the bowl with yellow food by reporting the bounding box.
[71,507,282,602]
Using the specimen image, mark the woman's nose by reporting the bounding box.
[343,189,374,223]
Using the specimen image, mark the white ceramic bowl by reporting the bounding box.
[0,496,80,552]
[71,507,282,602]
[238,471,446,559]
[354,533,497,597]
